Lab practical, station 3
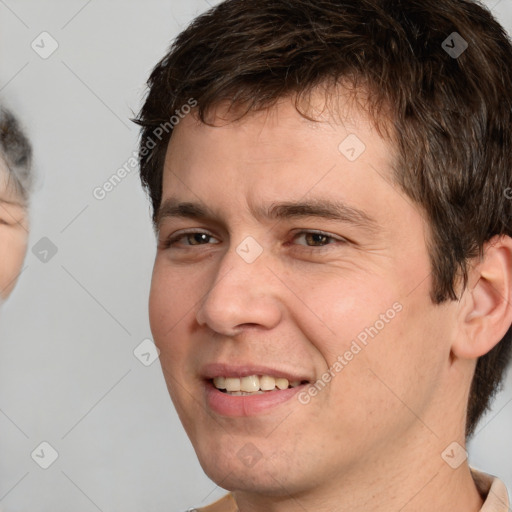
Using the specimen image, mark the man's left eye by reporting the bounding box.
[292,231,344,247]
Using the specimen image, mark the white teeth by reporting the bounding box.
[213,376,226,390]
[240,375,260,392]
[212,375,303,393]
[259,375,276,391]
[225,377,241,392]
[275,378,289,390]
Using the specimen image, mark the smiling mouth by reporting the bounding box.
[211,375,309,395]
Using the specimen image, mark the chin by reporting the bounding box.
[201,461,295,496]
[194,440,305,497]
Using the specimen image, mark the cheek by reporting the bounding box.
[284,266,402,363]
[148,262,207,430]
[148,261,198,356]
[326,285,449,427]
[0,228,28,298]
[289,266,445,415]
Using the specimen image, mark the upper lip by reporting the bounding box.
[201,363,312,383]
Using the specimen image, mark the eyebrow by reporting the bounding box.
[156,197,379,234]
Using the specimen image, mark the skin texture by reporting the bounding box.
[0,162,29,300]
[149,93,512,512]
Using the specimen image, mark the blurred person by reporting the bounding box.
[0,107,32,301]
[136,1,512,511]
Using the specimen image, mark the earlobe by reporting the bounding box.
[452,235,512,360]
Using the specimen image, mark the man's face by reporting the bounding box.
[0,164,28,300]
[149,94,459,495]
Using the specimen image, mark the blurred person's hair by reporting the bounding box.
[0,106,32,202]
[135,0,512,437]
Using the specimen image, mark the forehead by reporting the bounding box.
[158,91,410,245]
[163,89,396,196]
[173,82,392,148]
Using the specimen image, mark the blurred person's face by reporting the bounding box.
[0,161,29,299]
[148,94,468,497]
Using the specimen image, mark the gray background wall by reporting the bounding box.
[0,1,510,511]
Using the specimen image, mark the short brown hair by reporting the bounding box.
[135,0,512,437]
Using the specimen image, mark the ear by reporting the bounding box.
[452,235,512,359]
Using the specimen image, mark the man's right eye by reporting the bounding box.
[161,231,221,249]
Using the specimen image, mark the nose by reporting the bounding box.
[195,243,283,336]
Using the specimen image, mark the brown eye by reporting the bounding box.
[293,231,342,247]
[163,230,221,249]
[304,233,331,246]
[186,233,213,245]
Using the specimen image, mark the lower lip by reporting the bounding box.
[204,380,307,417]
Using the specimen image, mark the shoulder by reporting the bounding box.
[186,493,238,512]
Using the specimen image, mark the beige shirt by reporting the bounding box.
[194,468,510,512]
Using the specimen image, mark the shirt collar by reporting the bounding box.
[471,467,510,512]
